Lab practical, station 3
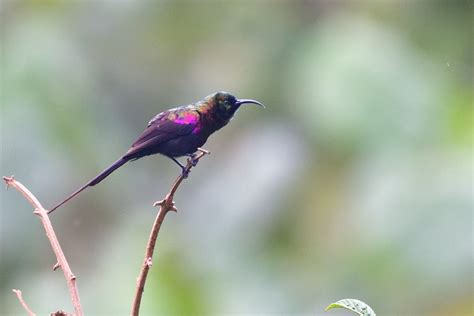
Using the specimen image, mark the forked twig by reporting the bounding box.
[3,176,83,316]
[131,148,209,316]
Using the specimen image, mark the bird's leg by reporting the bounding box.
[170,157,189,178]
[171,148,209,178]
[170,157,186,170]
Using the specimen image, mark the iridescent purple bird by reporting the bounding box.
[49,92,264,213]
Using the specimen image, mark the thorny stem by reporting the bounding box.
[131,148,209,316]
[3,177,83,316]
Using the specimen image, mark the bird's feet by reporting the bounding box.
[187,154,199,167]
[181,166,190,179]
[172,148,210,178]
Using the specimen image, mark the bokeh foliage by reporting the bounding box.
[1,1,472,315]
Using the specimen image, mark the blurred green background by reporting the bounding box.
[1,1,472,315]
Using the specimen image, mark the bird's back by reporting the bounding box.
[124,105,202,159]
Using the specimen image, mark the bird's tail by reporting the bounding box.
[89,157,129,186]
[48,157,128,214]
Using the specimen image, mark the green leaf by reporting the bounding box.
[325,299,376,316]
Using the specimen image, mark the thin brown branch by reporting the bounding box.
[12,289,36,316]
[131,148,210,316]
[3,176,83,316]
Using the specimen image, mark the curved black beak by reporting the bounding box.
[236,99,265,108]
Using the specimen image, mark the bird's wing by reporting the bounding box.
[146,110,170,127]
[124,108,199,157]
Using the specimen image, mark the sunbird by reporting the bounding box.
[49,92,264,213]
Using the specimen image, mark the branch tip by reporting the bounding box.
[3,175,14,188]
[197,147,210,155]
[12,289,36,316]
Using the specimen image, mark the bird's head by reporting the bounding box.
[205,91,265,120]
